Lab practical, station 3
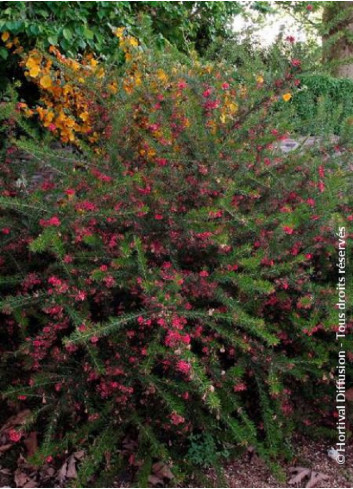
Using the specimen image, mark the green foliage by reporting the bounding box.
[0,1,244,57]
[294,73,353,134]
[187,432,230,468]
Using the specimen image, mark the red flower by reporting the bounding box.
[170,412,185,425]
[40,216,61,227]
[176,360,191,375]
[8,430,22,442]
[283,226,294,235]
[177,81,187,90]
[291,58,301,67]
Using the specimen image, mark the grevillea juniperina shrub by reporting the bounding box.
[0,32,352,486]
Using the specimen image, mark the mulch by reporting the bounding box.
[205,437,353,488]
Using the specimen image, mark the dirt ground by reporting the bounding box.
[216,438,353,488]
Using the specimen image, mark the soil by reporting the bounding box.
[210,438,353,488]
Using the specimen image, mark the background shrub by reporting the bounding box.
[294,73,353,135]
[0,34,352,486]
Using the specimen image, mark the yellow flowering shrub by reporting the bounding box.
[5,27,294,152]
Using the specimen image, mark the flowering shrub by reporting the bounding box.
[0,33,352,486]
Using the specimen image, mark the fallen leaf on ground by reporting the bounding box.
[148,461,174,486]
[57,450,85,484]
[14,468,37,488]
[288,466,329,488]
[0,444,12,453]
[0,411,31,434]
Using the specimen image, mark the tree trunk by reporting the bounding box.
[323,1,353,79]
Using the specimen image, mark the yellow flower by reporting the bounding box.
[107,82,118,94]
[282,93,292,102]
[1,31,10,42]
[156,69,168,83]
[79,112,89,122]
[257,75,264,84]
[42,111,55,127]
[114,27,125,39]
[228,102,238,114]
[220,113,227,124]
[40,75,53,89]
[26,56,41,78]
[96,67,105,79]
[28,65,40,78]
[126,36,138,47]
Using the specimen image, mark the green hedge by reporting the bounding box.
[294,73,353,135]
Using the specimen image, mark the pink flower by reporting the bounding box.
[222,82,230,90]
[90,336,99,344]
[155,214,163,220]
[48,123,56,132]
[165,330,190,347]
[8,430,22,442]
[233,383,247,392]
[40,216,61,227]
[283,226,294,235]
[48,276,62,287]
[156,158,167,167]
[202,88,212,98]
[2,227,10,234]
[76,200,97,212]
[75,290,86,301]
[170,412,185,425]
[46,456,53,463]
[176,360,191,375]
[103,275,116,287]
[291,58,301,67]
[199,270,209,277]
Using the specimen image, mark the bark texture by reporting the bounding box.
[323,1,353,79]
